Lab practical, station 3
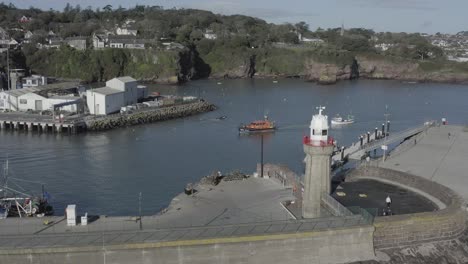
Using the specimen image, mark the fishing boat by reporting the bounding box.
[239,116,276,133]
[331,114,354,125]
[0,160,53,218]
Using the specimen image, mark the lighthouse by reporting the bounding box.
[302,106,335,218]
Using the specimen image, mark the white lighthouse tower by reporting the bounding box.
[302,106,335,218]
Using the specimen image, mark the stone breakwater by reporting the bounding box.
[85,101,216,131]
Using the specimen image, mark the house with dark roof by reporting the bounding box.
[92,33,107,49]
[108,35,148,49]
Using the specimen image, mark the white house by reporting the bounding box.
[24,31,34,39]
[86,87,124,115]
[22,75,48,87]
[108,35,146,49]
[116,25,138,36]
[375,43,394,51]
[92,33,106,49]
[431,39,449,48]
[298,34,324,44]
[204,30,217,40]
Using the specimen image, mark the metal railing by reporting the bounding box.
[321,194,354,217]
[348,123,434,159]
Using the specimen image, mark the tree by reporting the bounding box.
[295,21,309,35]
[103,5,113,12]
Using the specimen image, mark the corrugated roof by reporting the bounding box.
[90,87,123,95]
[2,87,40,97]
[49,95,81,100]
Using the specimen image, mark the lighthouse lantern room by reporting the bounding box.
[307,106,332,146]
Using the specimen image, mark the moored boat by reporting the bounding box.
[0,160,53,218]
[239,116,276,133]
[331,114,354,125]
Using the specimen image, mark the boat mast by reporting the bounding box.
[1,160,8,199]
[6,39,10,90]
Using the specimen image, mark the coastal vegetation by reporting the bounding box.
[1,3,468,84]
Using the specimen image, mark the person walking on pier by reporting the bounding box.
[386,196,392,207]
[383,196,392,216]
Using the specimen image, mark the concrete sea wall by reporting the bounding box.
[85,101,216,131]
[1,225,375,264]
[348,166,466,249]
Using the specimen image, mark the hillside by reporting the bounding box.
[1,4,468,85]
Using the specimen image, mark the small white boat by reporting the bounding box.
[331,114,354,125]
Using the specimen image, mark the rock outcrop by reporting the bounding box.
[302,55,468,84]
[303,58,359,84]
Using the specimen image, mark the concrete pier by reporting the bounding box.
[380,125,468,200]
[0,113,85,134]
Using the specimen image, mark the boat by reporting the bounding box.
[0,160,53,218]
[239,116,276,133]
[217,115,227,120]
[331,114,354,125]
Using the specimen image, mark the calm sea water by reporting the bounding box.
[1,79,467,216]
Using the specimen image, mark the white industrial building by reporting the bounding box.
[86,87,124,115]
[17,92,80,112]
[86,76,147,115]
[0,87,40,111]
[0,88,80,112]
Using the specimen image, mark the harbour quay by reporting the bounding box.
[0,112,86,134]
[0,100,215,134]
[0,76,215,135]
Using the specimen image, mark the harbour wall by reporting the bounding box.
[85,101,216,131]
[347,166,466,249]
[0,225,375,264]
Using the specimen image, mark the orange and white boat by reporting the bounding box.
[239,116,276,133]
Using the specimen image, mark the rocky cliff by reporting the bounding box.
[301,55,468,84]
[303,58,359,84]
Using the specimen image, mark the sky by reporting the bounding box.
[12,0,468,34]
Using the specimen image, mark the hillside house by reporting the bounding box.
[92,33,107,49]
[24,31,33,39]
[108,35,146,49]
[116,24,138,36]
[204,30,217,40]
[18,16,31,23]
